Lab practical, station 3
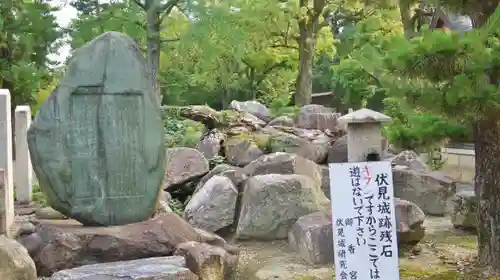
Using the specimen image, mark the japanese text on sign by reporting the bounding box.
[329,161,399,280]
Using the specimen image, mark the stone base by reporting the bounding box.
[23,213,208,276]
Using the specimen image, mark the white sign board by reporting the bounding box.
[329,161,399,280]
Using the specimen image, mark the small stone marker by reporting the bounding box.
[338,108,392,162]
[14,105,33,203]
[0,89,14,236]
[27,32,166,226]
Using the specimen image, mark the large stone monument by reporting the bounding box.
[27,32,165,226]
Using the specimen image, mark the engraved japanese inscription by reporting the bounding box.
[27,32,165,226]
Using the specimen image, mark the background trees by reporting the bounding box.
[0,0,60,109]
[2,0,500,270]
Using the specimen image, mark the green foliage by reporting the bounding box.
[332,8,403,111]
[217,110,241,127]
[69,1,146,50]
[268,93,300,118]
[163,0,299,108]
[168,198,185,216]
[31,184,48,207]
[209,155,226,169]
[336,5,500,150]
[427,148,445,171]
[5,0,496,169]
[163,117,203,148]
[270,105,300,119]
[0,0,61,107]
[161,105,204,148]
[379,7,500,121]
[383,98,469,151]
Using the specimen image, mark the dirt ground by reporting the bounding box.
[233,216,489,280]
[24,211,490,280]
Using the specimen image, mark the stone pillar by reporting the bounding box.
[0,89,14,236]
[338,108,392,162]
[0,169,14,236]
[14,105,32,203]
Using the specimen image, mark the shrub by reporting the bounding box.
[31,184,49,207]
[162,106,204,148]
[383,99,470,152]
[268,94,300,118]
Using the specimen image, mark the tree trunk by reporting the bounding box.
[95,0,103,34]
[476,62,500,272]
[399,0,414,39]
[474,112,500,269]
[146,7,162,105]
[470,2,500,270]
[294,21,316,106]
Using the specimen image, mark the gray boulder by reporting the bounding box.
[288,210,333,265]
[236,174,329,240]
[229,100,271,122]
[451,189,477,230]
[393,166,456,215]
[295,104,342,132]
[225,138,264,167]
[327,135,347,163]
[267,116,294,127]
[164,147,209,190]
[184,176,238,232]
[267,129,329,164]
[239,153,322,186]
[193,164,242,194]
[395,198,426,244]
[0,235,37,280]
[391,150,428,171]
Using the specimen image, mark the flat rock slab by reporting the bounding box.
[28,213,203,276]
[48,256,198,280]
[27,31,165,226]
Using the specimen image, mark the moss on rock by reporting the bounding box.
[227,132,271,152]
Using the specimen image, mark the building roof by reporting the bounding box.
[431,8,473,32]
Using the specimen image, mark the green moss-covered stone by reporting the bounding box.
[27,32,165,226]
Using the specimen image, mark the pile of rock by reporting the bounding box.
[17,213,239,278]
[168,148,430,265]
[164,101,465,265]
